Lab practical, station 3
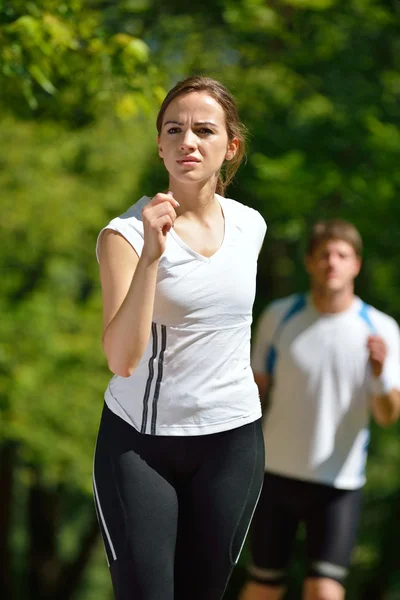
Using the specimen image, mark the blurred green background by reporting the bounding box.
[1,1,399,598]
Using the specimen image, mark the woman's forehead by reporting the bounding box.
[162,92,225,124]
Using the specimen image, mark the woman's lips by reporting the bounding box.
[177,157,200,165]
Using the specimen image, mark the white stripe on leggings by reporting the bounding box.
[92,486,110,566]
[93,442,117,564]
[233,483,263,565]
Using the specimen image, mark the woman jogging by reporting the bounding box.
[93,76,267,600]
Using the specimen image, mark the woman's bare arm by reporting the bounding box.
[99,231,159,377]
[99,193,178,377]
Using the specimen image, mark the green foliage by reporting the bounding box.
[1,0,400,598]
[0,113,156,493]
[0,0,163,123]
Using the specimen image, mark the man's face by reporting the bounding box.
[305,239,361,293]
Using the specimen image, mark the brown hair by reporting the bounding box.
[306,219,363,257]
[156,76,247,196]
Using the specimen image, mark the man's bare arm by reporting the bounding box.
[371,388,400,427]
[368,334,400,426]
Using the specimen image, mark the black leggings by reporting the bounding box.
[93,403,264,600]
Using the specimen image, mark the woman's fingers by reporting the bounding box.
[146,203,176,230]
[143,195,178,230]
[141,193,179,260]
[148,192,180,209]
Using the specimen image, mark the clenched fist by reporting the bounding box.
[367,335,387,377]
[141,192,179,262]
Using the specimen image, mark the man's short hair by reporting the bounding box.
[306,219,363,257]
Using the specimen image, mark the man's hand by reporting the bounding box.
[367,335,388,377]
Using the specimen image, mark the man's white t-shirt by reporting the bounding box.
[97,195,267,436]
[251,294,400,489]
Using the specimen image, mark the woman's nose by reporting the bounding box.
[180,130,197,150]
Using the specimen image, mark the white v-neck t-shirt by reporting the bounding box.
[251,294,400,489]
[97,195,267,436]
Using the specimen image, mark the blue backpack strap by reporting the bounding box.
[265,293,307,376]
[266,345,277,376]
[358,301,376,333]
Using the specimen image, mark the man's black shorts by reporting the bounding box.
[247,472,362,586]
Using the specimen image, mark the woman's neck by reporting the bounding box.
[167,178,219,220]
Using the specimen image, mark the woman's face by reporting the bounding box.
[158,91,238,186]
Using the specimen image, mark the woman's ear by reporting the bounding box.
[225,138,239,161]
[157,135,163,158]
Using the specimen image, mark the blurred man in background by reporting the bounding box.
[240,220,400,600]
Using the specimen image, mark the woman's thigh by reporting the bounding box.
[174,419,265,600]
[93,405,179,600]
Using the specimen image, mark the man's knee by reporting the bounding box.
[239,580,285,600]
[303,577,345,600]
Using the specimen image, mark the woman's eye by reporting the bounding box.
[167,127,180,134]
[198,128,213,135]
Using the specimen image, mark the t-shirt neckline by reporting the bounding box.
[308,294,361,319]
[169,195,229,263]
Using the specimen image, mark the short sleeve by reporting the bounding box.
[381,318,400,390]
[95,197,149,262]
[218,195,267,255]
[96,220,144,262]
[255,211,267,255]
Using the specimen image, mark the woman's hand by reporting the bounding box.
[141,192,179,262]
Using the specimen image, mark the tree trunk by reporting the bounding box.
[359,493,400,600]
[27,473,62,600]
[51,514,101,600]
[26,473,101,600]
[0,442,16,600]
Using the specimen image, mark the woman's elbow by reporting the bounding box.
[102,343,138,378]
[115,368,134,378]
[107,358,137,378]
